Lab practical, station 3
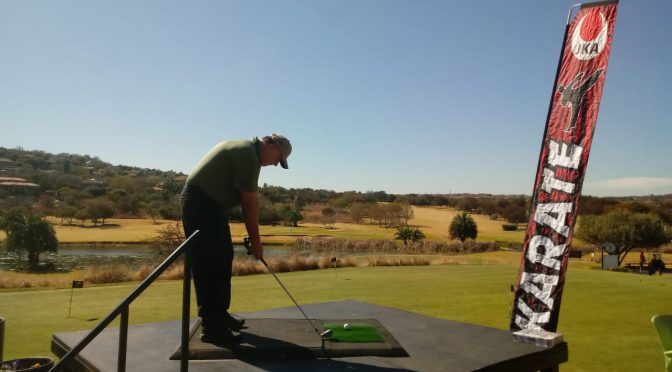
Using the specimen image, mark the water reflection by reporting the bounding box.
[0,244,304,272]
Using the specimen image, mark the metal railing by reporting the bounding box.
[50,230,198,372]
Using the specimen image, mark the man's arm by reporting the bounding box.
[240,190,263,259]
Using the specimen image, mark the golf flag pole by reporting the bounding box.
[510,0,619,333]
[68,280,84,318]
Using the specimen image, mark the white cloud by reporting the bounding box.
[584,177,672,196]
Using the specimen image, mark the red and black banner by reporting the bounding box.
[510,0,619,332]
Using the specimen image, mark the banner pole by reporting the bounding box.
[515,14,573,297]
[567,4,582,24]
[530,14,573,204]
[511,0,620,332]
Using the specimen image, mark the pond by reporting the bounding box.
[0,244,307,272]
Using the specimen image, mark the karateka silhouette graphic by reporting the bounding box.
[557,68,604,133]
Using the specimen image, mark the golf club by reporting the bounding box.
[243,236,329,340]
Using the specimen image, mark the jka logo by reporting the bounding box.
[571,10,608,61]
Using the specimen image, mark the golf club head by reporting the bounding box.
[320,329,333,339]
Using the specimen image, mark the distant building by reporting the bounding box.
[0,158,19,172]
[82,178,105,186]
[0,176,40,195]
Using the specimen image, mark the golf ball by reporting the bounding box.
[343,323,351,330]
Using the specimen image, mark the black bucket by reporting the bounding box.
[0,357,54,372]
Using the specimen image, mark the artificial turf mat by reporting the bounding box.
[322,323,384,342]
[168,318,408,360]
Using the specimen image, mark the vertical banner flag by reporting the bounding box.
[511,0,618,332]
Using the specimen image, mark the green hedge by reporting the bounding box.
[501,223,517,231]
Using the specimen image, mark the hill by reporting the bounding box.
[1,146,671,228]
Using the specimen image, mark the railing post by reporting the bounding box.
[49,231,199,372]
[181,251,192,372]
[118,306,129,372]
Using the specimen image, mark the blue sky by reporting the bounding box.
[1,1,671,196]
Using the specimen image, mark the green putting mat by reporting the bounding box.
[323,323,384,342]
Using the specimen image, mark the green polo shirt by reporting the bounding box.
[186,137,261,211]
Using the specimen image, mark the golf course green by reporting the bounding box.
[1,257,670,371]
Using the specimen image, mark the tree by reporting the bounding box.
[160,176,183,201]
[75,209,90,226]
[158,204,180,221]
[367,204,380,226]
[456,197,480,213]
[577,195,619,216]
[449,212,478,242]
[383,203,403,228]
[321,207,336,229]
[501,202,528,227]
[153,222,185,255]
[86,199,115,226]
[576,209,671,266]
[328,197,350,213]
[281,205,302,227]
[349,202,368,224]
[1,212,58,270]
[0,208,26,231]
[55,204,78,225]
[143,200,162,224]
[395,226,425,247]
[398,203,414,225]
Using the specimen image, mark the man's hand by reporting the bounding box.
[243,236,263,260]
[248,240,263,260]
[241,191,263,260]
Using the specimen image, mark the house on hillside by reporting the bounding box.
[0,158,20,173]
[0,176,40,196]
[82,178,107,196]
[82,178,105,186]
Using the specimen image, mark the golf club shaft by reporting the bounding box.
[260,257,322,336]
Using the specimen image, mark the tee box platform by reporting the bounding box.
[52,300,568,371]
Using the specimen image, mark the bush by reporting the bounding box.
[296,237,500,255]
[318,256,357,269]
[367,256,431,266]
[84,265,131,284]
[158,205,180,220]
[501,223,518,231]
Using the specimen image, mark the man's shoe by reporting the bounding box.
[200,327,243,345]
[223,312,245,331]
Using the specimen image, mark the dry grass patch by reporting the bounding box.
[83,264,132,284]
[366,255,461,267]
[410,206,460,239]
[160,264,185,280]
[411,206,526,243]
[0,270,86,289]
[367,256,432,266]
[297,237,500,255]
[48,217,177,243]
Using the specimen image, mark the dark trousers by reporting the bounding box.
[180,185,233,329]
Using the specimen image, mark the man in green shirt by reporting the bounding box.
[180,134,292,344]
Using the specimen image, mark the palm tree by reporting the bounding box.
[449,212,478,242]
[395,226,426,247]
[0,208,25,230]
[2,211,58,270]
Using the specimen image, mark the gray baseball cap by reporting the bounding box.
[271,134,292,169]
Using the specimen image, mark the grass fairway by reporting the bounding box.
[0,205,537,245]
[20,217,397,244]
[1,259,670,371]
[411,206,526,244]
